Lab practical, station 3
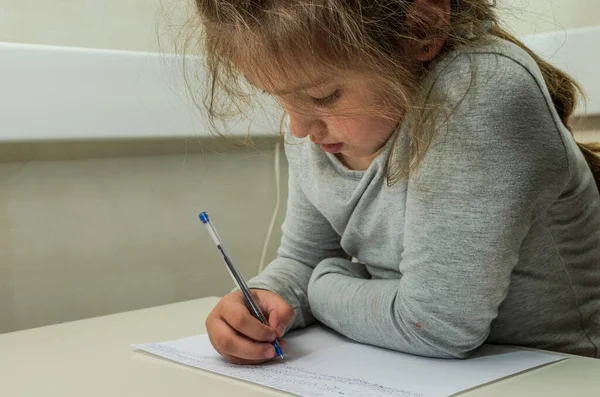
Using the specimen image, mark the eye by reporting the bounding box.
[311,89,341,107]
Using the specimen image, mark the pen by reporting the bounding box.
[199,211,284,360]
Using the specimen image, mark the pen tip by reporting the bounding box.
[279,354,284,360]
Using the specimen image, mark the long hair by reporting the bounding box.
[190,0,600,190]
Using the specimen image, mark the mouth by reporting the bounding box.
[317,142,343,154]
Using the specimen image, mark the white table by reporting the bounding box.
[1,297,599,396]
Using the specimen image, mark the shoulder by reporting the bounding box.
[413,37,571,193]
[427,37,559,123]
[426,37,567,152]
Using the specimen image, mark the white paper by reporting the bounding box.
[133,325,565,397]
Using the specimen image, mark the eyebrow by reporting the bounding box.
[273,78,331,95]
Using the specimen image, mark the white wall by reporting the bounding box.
[0,0,188,52]
[497,0,600,35]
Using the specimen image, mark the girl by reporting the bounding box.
[195,0,600,362]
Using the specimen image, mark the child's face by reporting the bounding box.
[261,72,399,170]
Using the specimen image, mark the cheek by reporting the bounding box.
[328,116,396,142]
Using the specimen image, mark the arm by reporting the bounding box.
[307,54,569,358]
[247,145,347,331]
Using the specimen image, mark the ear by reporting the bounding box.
[414,39,446,62]
[405,0,452,62]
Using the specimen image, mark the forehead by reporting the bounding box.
[238,61,332,94]
[237,58,376,97]
[230,40,341,92]
[229,35,377,96]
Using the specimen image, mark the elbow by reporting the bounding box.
[393,304,488,359]
[441,346,477,360]
[404,327,487,359]
[398,330,484,359]
[392,292,491,359]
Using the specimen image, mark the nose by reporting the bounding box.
[287,110,325,140]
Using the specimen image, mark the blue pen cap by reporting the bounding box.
[199,212,209,224]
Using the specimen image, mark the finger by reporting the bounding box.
[224,339,288,365]
[222,301,277,342]
[222,354,272,365]
[211,318,277,361]
[209,333,269,365]
[263,301,295,338]
[250,290,294,337]
[208,324,288,365]
[275,339,287,353]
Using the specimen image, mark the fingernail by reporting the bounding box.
[276,324,286,336]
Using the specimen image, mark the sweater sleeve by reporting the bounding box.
[307,54,569,358]
[246,144,348,332]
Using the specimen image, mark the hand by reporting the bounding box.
[205,289,294,365]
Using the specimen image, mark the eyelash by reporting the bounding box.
[311,89,341,107]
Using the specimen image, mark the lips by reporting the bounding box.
[319,142,343,154]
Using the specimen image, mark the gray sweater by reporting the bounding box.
[247,38,600,358]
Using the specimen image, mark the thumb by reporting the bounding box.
[257,292,294,338]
